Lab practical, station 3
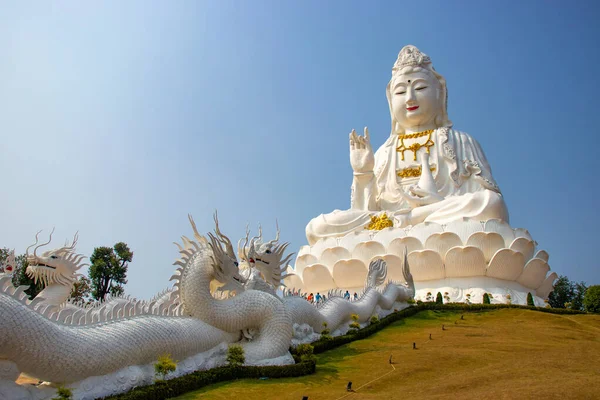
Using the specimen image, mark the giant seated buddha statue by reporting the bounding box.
[307,45,508,244]
[286,46,557,306]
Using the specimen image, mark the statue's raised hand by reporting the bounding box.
[349,127,374,173]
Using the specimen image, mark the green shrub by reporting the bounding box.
[583,285,600,313]
[527,292,535,306]
[436,292,443,304]
[154,354,177,381]
[226,344,245,367]
[483,293,491,304]
[52,386,73,400]
[370,315,379,325]
[300,354,317,363]
[321,321,330,335]
[294,343,314,358]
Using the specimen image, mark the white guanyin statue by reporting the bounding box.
[306,45,508,244]
[288,45,557,306]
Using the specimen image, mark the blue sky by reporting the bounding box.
[1,1,599,299]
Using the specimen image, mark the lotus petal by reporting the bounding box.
[320,247,352,271]
[332,259,368,288]
[407,250,444,281]
[302,264,336,293]
[536,272,558,299]
[388,237,423,257]
[283,267,305,290]
[466,232,505,263]
[486,249,525,281]
[352,241,386,266]
[513,228,533,241]
[509,238,535,262]
[370,254,404,283]
[294,254,318,276]
[445,246,486,278]
[484,219,515,247]
[444,218,484,243]
[407,221,444,245]
[533,250,549,263]
[425,232,462,262]
[297,245,311,258]
[339,230,372,253]
[310,237,339,260]
[517,258,550,289]
[373,227,406,247]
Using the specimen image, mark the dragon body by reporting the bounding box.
[0,216,413,400]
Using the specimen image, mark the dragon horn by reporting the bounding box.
[26,230,43,257]
[34,227,55,257]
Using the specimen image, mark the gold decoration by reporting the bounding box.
[396,129,435,161]
[397,165,436,179]
[365,213,394,231]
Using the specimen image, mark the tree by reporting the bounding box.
[89,242,132,301]
[548,276,573,308]
[436,292,443,304]
[526,292,535,306]
[571,282,588,311]
[583,286,600,313]
[70,276,92,303]
[154,354,177,381]
[483,293,491,304]
[226,345,245,367]
[548,275,588,311]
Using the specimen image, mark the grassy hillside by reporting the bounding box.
[174,309,600,400]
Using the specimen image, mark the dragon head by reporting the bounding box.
[238,221,295,288]
[25,229,87,287]
[206,213,247,293]
[366,258,388,288]
[2,249,16,275]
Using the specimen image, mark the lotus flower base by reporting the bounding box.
[287,218,557,306]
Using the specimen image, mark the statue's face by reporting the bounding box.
[391,70,442,131]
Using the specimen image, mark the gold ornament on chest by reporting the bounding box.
[396,129,435,161]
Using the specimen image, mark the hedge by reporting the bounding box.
[99,360,316,400]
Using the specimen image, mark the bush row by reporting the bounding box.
[99,360,316,400]
[416,302,587,315]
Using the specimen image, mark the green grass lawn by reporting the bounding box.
[173,309,600,400]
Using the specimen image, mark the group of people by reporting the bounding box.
[343,290,359,301]
[305,292,325,304]
[303,290,359,304]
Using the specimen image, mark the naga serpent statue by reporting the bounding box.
[0,214,414,400]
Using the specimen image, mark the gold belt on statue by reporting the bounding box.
[397,165,436,179]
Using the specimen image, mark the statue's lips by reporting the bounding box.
[406,106,419,111]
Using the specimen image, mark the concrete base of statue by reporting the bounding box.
[285,218,557,306]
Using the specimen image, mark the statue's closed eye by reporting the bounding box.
[415,86,427,91]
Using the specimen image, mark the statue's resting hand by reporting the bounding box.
[349,127,374,173]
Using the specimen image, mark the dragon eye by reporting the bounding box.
[234,262,239,267]
[50,255,58,259]
[266,250,271,254]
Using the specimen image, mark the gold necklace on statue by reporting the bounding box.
[396,129,435,161]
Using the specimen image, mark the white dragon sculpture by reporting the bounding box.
[0,214,414,400]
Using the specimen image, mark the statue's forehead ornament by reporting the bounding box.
[392,45,433,75]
